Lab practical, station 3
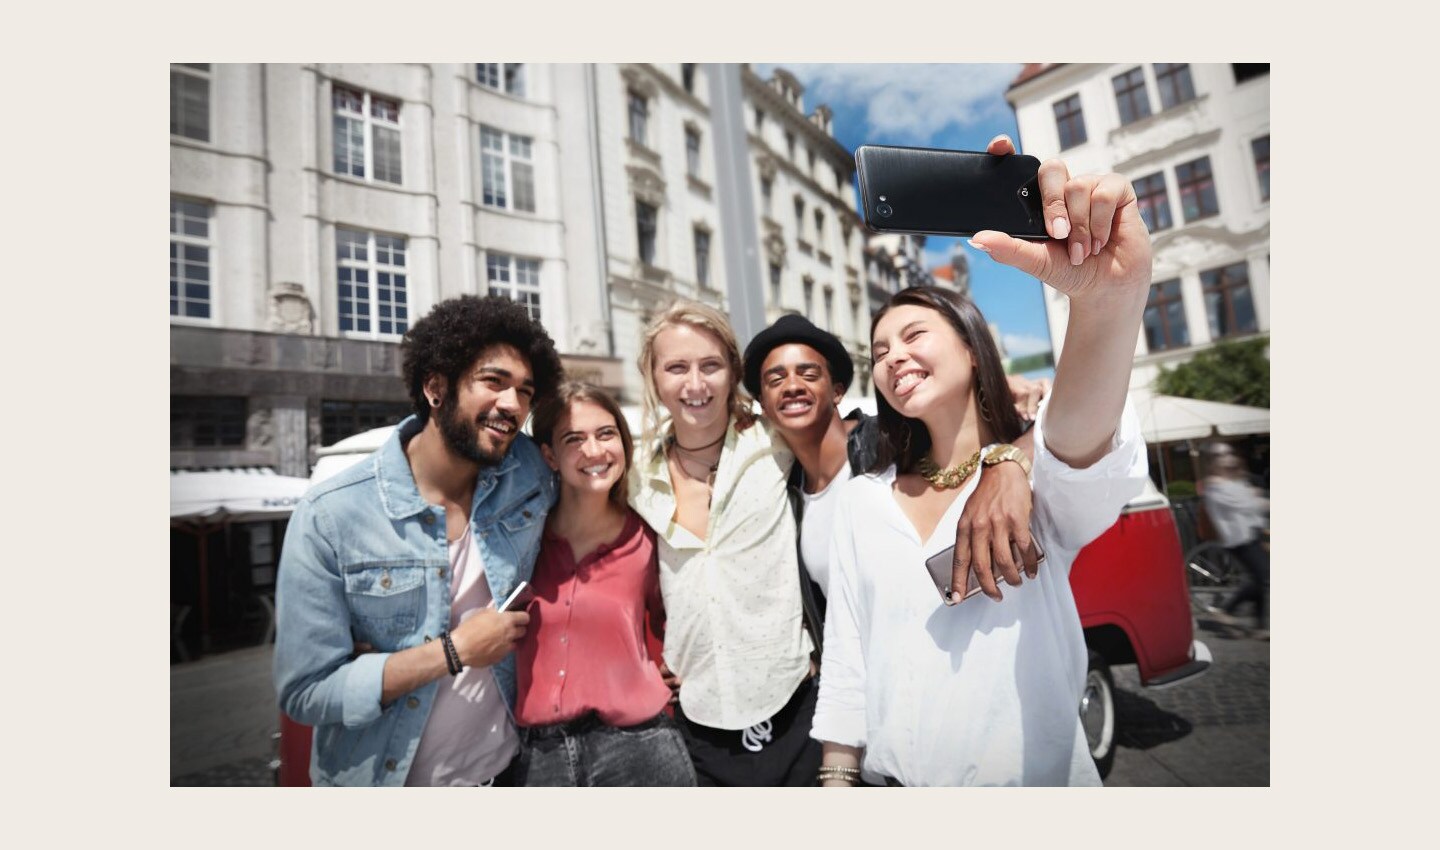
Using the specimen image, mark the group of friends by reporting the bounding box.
[274,139,1156,786]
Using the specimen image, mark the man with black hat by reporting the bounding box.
[742,312,1048,660]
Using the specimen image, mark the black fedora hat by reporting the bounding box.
[742,313,854,397]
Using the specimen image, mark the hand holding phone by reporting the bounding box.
[924,545,997,604]
[495,580,535,613]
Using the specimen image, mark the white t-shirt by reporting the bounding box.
[405,525,520,786]
[811,400,1148,786]
[799,460,854,598]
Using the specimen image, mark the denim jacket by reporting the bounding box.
[273,415,556,786]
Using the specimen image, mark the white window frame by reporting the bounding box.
[170,63,211,142]
[685,127,703,178]
[486,252,543,322]
[332,84,403,185]
[336,228,410,339]
[480,125,536,213]
[477,64,526,97]
[171,197,216,324]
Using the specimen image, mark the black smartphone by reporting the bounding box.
[855,144,1048,240]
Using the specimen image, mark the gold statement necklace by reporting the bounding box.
[916,449,984,490]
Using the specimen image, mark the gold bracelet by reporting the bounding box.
[982,443,1032,477]
[816,765,861,785]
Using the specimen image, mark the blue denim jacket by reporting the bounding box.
[273,415,556,786]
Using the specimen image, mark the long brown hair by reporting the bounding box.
[868,286,1024,474]
[531,381,635,510]
[636,299,756,463]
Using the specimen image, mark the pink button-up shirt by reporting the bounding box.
[515,510,671,728]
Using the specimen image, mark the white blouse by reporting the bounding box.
[811,400,1148,786]
[630,417,813,731]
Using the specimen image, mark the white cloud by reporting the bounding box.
[922,238,957,271]
[757,63,1022,143]
[1002,332,1052,357]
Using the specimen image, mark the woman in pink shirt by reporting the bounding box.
[513,381,697,786]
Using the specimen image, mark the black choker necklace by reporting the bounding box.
[671,431,725,453]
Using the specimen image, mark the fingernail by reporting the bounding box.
[1093,238,1104,255]
[967,239,990,254]
[1070,241,1085,266]
[1053,217,1070,239]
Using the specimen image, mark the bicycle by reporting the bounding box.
[1183,541,1242,616]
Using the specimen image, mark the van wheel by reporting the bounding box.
[1080,650,1117,778]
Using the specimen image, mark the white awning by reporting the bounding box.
[170,468,312,524]
[1129,388,1270,444]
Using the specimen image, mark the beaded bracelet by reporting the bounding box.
[816,765,861,785]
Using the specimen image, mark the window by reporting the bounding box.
[785,131,796,161]
[769,263,782,304]
[1202,262,1258,340]
[1112,67,1151,126]
[807,148,816,175]
[1232,64,1269,84]
[754,108,765,133]
[486,253,542,322]
[760,177,773,214]
[321,401,411,447]
[336,228,408,336]
[628,89,649,146]
[1053,94,1086,150]
[803,277,814,319]
[1134,172,1173,233]
[171,396,246,448]
[823,287,834,331]
[813,209,826,249]
[686,127,702,178]
[332,85,402,184]
[693,228,711,288]
[171,198,213,320]
[636,201,658,265]
[1252,135,1270,202]
[1142,279,1189,352]
[834,166,844,193]
[681,63,696,94]
[477,64,525,97]
[1154,63,1196,110]
[480,126,536,213]
[1176,156,1220,222]
[170,63,210,141]
[793,197,806,241]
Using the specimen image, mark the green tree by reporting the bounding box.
[1153,336,1269,408]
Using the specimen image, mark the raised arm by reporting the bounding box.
[969,140,1151,469]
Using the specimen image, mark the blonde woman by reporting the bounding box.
[629,301,819,786]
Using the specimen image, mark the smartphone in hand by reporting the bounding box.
[495,581,535,613]
[855,144,1047,239]
[924,546,996,603]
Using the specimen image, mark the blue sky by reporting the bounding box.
[755,63,1054,376]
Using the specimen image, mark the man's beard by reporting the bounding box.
[436,394,516,467]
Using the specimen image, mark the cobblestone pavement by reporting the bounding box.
[172,612,1268,787]
[1104,611,1269,786]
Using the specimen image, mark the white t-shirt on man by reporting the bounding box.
[798,460,854,598]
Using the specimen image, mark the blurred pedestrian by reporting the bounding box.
[1203,452,1270,637]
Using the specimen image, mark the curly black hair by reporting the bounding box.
[400,295,563,422]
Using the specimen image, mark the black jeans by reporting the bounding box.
[516,711,697,787]
[1221,539,1269,627]
[674,674,823,787]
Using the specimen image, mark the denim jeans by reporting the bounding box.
[517,712,697,787]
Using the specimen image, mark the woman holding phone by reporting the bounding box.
[812,146,1153,786]
[512,381,696,786]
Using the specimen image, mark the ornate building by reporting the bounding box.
[1005,63,1270,390]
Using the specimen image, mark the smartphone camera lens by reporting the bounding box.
[876,202,894,218]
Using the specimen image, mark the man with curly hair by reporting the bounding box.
[275,295,563,786]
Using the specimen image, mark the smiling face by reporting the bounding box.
[431,343,535,466]
[541,399,626,498]
[758,343,843,438]
[651,323,732,435]
[871,303,975,421]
